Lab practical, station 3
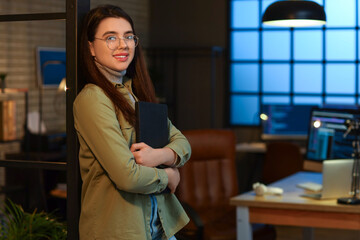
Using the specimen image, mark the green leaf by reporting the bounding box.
[0,199,67,240]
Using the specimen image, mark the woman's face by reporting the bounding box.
[89,17,135,72]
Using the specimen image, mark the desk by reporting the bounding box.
[3,151,66,212]
[236,142,307,155]
[230,172,360,240]
[236,142,267,153]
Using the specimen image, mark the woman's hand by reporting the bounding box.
[164,167,180,193]
[131,142,159,167]
[130,142,177,168]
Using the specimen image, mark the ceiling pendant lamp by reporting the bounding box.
[262,0,326,27]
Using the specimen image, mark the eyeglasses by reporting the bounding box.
[94,34,139,50]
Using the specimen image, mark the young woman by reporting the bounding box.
[73,5,191,240]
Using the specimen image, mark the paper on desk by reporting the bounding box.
[27,111,47,134]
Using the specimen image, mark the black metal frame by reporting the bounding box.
[0,1,90,239]
[65,1,89,239]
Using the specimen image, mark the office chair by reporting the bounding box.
[263,141,304,184]
[175,129,276,240]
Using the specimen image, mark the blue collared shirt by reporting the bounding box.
[150,195,177,240]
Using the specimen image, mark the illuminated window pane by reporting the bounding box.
[294,96,322,105]
[294,30,322,60]
[262,31,290,60]
[262,96,290,104]
[326,0,355,27]
[325,97,355,105]
[231,95,259,125]
[326,30,356,60]
[262,64,290,93]
[231,31,259,60]
[358,64,360,93]
[326,64,355,94]
[294,64,322,93]
[231,64,259,92]
[231,1,259,28]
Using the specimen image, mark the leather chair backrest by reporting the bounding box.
[176,129,238,208]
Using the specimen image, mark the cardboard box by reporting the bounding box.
[0,100,16,141]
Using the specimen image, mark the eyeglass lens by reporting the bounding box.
[107,36,138,50]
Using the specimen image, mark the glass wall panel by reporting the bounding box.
[326,64,355,94]
[325,96,356,104]
[231,31,259,60]
[326,0,356,27]
[294,96,322,105]
[231,63,259,92]
[230,95,259,125]
[294,30,322,60]
[262,31,291,60]
[262,64,290,93]
[294,64,322,93]
[231,1,259,28]
[262,96,290,104]
[229,0,358,126]
[326,30,356,60]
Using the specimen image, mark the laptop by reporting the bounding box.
[301,159,353,199]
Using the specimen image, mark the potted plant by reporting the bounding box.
[0,200,67,240]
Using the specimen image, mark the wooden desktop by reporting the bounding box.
[230,171,360,240]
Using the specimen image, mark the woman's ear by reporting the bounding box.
[89,41,95,57]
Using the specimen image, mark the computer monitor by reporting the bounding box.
[36,46,66,88]
[260,104,316,141]
[306,108,360,161]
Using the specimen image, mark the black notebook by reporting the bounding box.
[135,101,171,194]
[135,101,169,148]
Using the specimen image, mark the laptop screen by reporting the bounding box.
[306,108,360,161]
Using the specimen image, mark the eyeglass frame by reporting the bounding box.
[94,34,139,50]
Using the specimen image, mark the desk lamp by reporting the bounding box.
[262,0,326,27]
[337,119,360,205]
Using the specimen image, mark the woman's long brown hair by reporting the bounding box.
[80,5,157,126]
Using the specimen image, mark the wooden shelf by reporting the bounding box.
[0,159,66,171]
[50,188,67,199]
[0,13,66,22]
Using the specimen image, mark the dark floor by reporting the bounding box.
[276,226,360,240]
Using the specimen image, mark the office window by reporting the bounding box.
[262,31,291,60]
[294,64,322,93]
[262,64,290,92]
[231,64,259,92]
[231,31,259,60]
[229,0,360,125]
[294,30,322,60]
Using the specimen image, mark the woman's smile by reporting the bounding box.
[113,52,129,62]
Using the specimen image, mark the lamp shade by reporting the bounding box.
[262,0,326,27]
